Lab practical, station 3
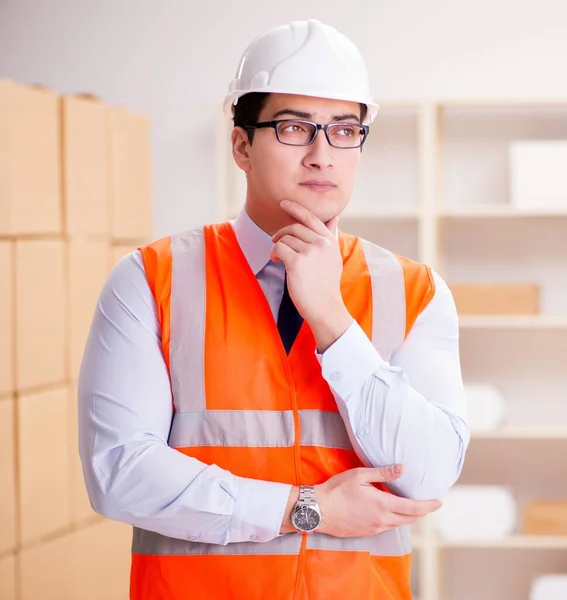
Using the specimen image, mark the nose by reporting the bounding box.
[302,128,334,171]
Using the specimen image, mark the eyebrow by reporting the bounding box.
[270,109,361,122]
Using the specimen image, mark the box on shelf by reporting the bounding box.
[522,500,567,536]
[510,140,567,211]
[0,80,62,236]
[63,94,110,237]
[434,485,518,540]
[449,283,540,315]
[530,574,567,600]
[108,106,153,241]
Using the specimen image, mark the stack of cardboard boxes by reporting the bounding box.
[0,80,153,599]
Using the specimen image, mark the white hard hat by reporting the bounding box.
[223,19,379,124]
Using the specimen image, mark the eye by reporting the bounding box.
[281,122,309,133]
[335,125,357,137]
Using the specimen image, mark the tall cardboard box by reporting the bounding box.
[0,80,61,235]
[0,242,14,396]
[0,397,17,554]
[18,387,70,545]
[19,531,73,600]
[15,240,66,390]
[67,240,109,379]
[0,553,16,600]
[109,243,137,269]
[62,95,110,237]
[108,106,153,240]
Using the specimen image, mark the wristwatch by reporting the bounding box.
[291,486,322,533]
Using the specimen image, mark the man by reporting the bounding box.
[79,18,469,600]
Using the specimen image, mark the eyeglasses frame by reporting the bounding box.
[243,119,370,149]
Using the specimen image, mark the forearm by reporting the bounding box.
[79,421,293,544]
[317,320,470,501]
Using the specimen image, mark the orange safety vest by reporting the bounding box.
[132,221,435,600]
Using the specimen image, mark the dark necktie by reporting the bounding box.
[277,274,304,354]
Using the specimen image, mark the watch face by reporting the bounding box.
[293,506,321,532]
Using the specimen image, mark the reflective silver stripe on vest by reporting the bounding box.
[300,409,352,450]
[168,409,353,450]
[132,527,410,557]
[132,527,302,556]
[305,526,411,556]
[360,240,406,360]
[170,229,206,412]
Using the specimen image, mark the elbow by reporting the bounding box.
[79,441,156,524]
[415,436,468,500]
[391,433,469,501]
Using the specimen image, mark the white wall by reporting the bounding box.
[1,0,567,237]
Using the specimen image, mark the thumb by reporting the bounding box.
[361,465,404,483]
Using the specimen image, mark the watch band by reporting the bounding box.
[298,485,316,505]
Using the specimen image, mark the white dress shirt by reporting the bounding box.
[78,208,469,545]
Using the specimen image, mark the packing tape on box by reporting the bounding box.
[434,485,518,540]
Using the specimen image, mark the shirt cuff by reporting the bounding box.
[315,320,388,401]
[230,477,292,544]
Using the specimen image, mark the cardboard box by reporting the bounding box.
[522,500,567,536]
[448,283,539,316]
[109,243,138,269]
[510,140,567,210]
[0,242,14,396]
[67,240,109,379]
[70,520,131,599]
[62,95,110,237]
[15,240,66,390]
[19,530,73,600]
[18,387,70,545]
[0,80,61,235]
[0,398,17,553]
[0,553,16,600]
[108,106,153,240]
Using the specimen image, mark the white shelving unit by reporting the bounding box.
[217,99,567,600]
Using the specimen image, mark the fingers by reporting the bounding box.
[389,495,442,517]
[272,223,320,244]
[270,242,297,264]
[279,200,333,237]
[358,465,404,484]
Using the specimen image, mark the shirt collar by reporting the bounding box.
[231,208,276,276]
[230,206,340,276]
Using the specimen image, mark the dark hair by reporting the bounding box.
[232,93,368,144]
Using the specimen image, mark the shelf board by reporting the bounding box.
[459,315,567,329]
[440,206,567,219]
[471,428,567,440]
[438,535,567,549]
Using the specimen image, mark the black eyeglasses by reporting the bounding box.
[244,119,369,149]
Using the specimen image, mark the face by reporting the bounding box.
[232,94,364,234]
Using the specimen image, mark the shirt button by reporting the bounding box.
[249,534,259,541]
[358,428,369,437]
[329,371,341,381]
[190,535,198,541]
